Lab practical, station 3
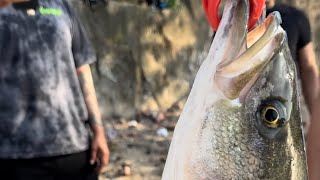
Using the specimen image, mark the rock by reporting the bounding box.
[69,0,211,120]
[128,120,139,128]
[122,161,132,176]
[123,165,131,176]
[106,127,118,140]
[156,127,169,137]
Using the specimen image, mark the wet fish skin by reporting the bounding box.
[243,42,307,179]
[161,0,307,179]
[188,42,307,179]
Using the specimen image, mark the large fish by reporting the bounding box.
[161,0,307,179]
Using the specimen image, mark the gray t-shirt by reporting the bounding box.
[0,0,96,158]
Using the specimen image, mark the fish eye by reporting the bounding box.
[258,100,288,129]
[262,106,279,127]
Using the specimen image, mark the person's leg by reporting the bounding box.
[0,158,55,180]
[52,150,98,180]
[14,158,55,180]
[0,150,98,180]
[0,159,15,180]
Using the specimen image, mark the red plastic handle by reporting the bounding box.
[202,0,266,31]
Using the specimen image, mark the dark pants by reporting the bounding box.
[0,150,98,180]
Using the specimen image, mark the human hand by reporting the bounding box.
[90,125,110,173]
[0,0,28,7]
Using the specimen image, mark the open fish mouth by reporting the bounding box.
[214,7,284,100]
[162,0,307,179]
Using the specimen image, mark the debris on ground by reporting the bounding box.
[100,113,177,180]
[156,127,169,137]
[128,120,139,128]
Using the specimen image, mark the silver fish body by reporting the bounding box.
[161,0,307,179]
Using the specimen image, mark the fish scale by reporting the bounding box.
[195,101,259,179]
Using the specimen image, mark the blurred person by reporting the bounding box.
[266,0,319,135]
[0,0,109,179]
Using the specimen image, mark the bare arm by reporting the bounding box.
[77,64,102,127]
[303,43,320,179]
[298,43,319,113]
[77,64,109,172]
[307,93,320,180]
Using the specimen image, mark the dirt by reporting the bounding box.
[99,108,181,180]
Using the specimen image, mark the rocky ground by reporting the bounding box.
[99,105,182,180]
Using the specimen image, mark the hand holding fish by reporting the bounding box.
[162,0,307,179]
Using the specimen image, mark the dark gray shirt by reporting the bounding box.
[0,0,96,158]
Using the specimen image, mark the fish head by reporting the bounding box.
[208,32,307,179]
[241,42,307,179]
[162,0,307,179]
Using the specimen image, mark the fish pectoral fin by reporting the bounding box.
[214,12,285,100]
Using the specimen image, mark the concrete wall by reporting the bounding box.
[71,0,211,119]
[71,0,320,120]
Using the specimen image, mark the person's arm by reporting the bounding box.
[296,10,319,114]
[77,64,109,173]
[64,0,109,172]
[298,42,319,112]
[307,93,320,180]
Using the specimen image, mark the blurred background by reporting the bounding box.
[279,0,320,60]
[70,0,320,179]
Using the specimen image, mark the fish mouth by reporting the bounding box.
[210,0,286,100]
